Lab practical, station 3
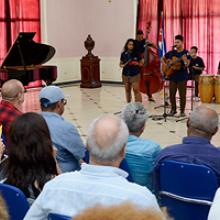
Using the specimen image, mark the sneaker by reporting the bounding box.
[165,101,169,106]
[177,112,186,117]
[194,97,200,102]
[148,98,156,102]
[167,110,177,116]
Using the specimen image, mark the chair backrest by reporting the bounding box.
[1,131,6,145]
[48,213,71,220]
[0,183,29,220]
[158,160,218,220]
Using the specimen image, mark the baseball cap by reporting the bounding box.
[39,86,65,108]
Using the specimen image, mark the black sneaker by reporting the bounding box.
[177,112,186,117]
[167,110,177,116]
[148,98,156,102]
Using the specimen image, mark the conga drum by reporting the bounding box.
[199,75,214,103]
[214,75,220,103]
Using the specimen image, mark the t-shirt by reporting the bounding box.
[189,56,205,75]
[135,39,145,56]
[165,49,190,81]
[120,51,140,77]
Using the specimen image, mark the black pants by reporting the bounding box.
[192,75,200,97]
[169,80,187,113]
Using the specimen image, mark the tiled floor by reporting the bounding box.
[23,84,220,147]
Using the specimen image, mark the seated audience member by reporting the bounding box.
[121,102,161,190]
[155,106,220,183]
[0,195,9,220]
[39,86,85,172]
[74,203,169,220]
[0,79,24,144]
[24,114,160,219]
[208,188,220,220]
[2,113,58,203]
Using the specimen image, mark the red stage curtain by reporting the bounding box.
[138,0,220,74]
[137,0,159,45]
[0,0,41,65]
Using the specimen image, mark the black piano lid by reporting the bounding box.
[1,32,56,68]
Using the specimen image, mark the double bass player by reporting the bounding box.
[135,27,158,102]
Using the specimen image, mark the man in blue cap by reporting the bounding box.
[39,85,85,172]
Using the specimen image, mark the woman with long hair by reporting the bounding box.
[2,112,58,202]
[120,39,142,103]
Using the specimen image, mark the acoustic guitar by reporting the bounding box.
[162,55,187,78]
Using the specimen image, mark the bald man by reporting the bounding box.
[155,106,220,183]
[24,114,160,220]
[0,79,24,143]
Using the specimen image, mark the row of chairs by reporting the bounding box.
[0,161,218,220]
[0,184,71,220]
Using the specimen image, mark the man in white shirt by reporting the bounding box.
[24,114,160,220]
[208,188,220,220]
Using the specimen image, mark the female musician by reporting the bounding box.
[120,39,142,103]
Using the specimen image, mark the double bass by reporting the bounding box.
[139,22,163,95]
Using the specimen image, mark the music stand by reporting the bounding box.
[149,78,171,122]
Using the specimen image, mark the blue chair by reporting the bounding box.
[157,160,218,220]
[0,183,29,220]
[1,132,6,146]
[48,213,71,220]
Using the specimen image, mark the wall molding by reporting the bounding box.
[47,56,123,83]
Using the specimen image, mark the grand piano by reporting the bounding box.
[0,32,57,86]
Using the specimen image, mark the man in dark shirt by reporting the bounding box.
[189,46,205,101]
[162,35,190,117]
[0,79,24,144]
[135,29,156,102]
[155,106,220,183]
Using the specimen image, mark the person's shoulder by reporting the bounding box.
[124,180,156,197]
[44,172,80,189]
[61,119,79,134]
[157,143,182,156]
[165,50,174,57]
[121,51,127,56]
[197,56,204,61]
[123,181,158,207]
[138,137,160,149]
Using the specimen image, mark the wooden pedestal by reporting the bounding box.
[80,55,102,88]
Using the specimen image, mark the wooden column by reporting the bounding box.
[80,35,101,88]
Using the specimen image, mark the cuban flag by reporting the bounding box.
[158,12,166,59]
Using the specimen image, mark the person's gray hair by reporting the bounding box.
[189,106,219,135]
[87,114,129,162]
[121,102,148,133]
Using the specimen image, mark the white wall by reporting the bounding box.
[40,0,138,83]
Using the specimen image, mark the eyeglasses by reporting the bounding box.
[61,99,67,105]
